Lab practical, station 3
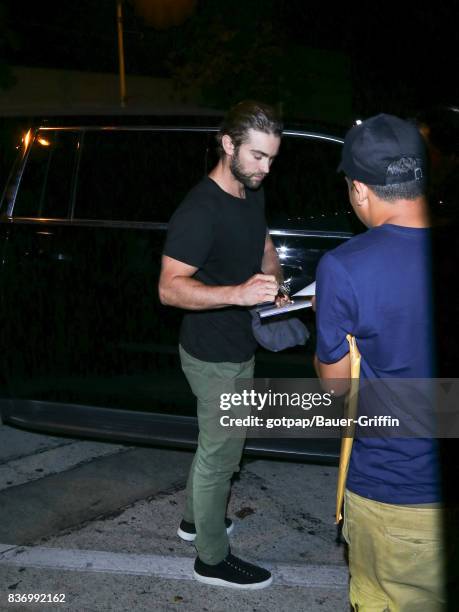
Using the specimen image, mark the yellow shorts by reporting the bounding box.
[343,489,445,612]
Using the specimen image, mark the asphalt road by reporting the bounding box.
[0,423,349,612]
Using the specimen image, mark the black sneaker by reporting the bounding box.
[194,552,273,589]
[177,518,234,542]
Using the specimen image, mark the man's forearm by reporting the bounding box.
[159,276,240,310]
[261,245,283,285]
[314,352,351,396]
[313,354,320,378]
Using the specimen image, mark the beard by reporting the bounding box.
[230,151,265,190]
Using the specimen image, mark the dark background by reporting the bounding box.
[0,1,458,188]
[1,0,457,117]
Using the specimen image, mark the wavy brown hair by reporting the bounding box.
[216,100,283,158]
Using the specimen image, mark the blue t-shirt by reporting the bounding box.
[316,224,440,504]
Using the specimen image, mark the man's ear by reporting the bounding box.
[221,134,235,157]
[353,180,369,205]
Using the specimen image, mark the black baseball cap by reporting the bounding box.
[338,113,427,185]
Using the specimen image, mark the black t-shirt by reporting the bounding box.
[163,176,267,362]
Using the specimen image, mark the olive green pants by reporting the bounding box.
[179,345,255,565]
[343,489,446,611]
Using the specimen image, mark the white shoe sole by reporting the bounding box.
[177,521,234,542]
[193,570,273,590]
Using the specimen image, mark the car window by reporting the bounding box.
[13,130,78,219]
[263,135,351,228]
[73,130,208,222]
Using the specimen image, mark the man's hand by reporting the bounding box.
[235,273,278,306]
[275,285,293,308]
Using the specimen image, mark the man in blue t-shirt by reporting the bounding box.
[314,114,444,609]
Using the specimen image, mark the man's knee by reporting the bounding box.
[193,447,242,479]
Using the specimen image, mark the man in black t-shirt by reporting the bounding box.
[159,101,285,589]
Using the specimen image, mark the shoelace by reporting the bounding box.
[224,559,253,576]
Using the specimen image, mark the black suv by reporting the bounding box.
[0,116,355,462]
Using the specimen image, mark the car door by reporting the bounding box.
[67,127,209,417]
[0,128,81,405]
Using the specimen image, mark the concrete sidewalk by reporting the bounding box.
[0,425,349,611]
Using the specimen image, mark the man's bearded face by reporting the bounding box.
[230,147,267,189]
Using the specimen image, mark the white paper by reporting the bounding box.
[292,280,316,298]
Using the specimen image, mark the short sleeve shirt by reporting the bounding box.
[316,224,440,504]
[163,177,267,363]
